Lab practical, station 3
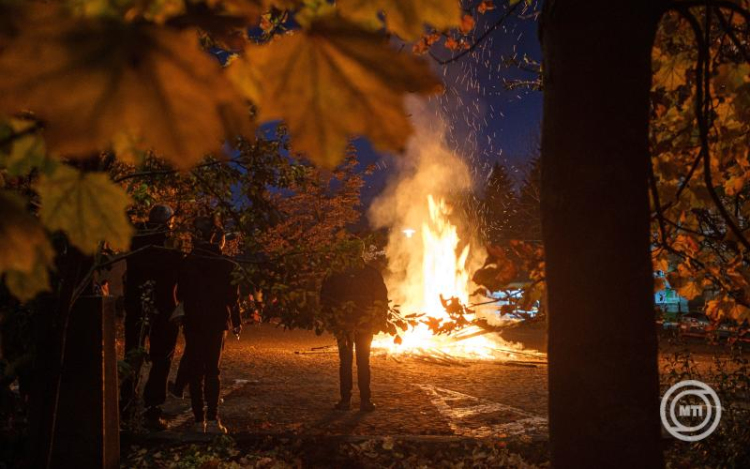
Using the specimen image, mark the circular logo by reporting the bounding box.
[660,380,721,442]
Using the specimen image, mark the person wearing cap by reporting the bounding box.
[175,217,241,434]
[320,244,389,412]
[120,204,183,430]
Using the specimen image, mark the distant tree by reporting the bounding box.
[481,162,519,243]
[243,150,370,331]
[515,157,541,241]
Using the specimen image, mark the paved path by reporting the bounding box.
[155,325,550,442]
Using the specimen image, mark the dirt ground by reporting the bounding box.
[131,321,746,451]
[147,324,549,443]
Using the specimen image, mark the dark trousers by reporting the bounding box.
[121,308,178,413]
[143,315,179,409]
[184,328,225,422]
[337,331,373,402]
[173,346,190,396]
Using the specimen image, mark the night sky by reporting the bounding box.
[357,6,543,206]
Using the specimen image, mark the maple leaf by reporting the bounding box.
[232,18,442,167]
[37,165,134,254]
[459,14,475,35]
[0,118,57,177]
[652,50,690,91]
[0,192,52,274]
[472,262,517,291]
[729,302,750,321]
[676,280,702,301]
[713,63,750,95]
[337,0,461,40]
[444,36,461,51]
[5,250,53,302]
[724,174,745,196]
[0,4,253,168]
[478,1,496,14]
[0,192,54,300]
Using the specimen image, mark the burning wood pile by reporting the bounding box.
[366,193,545,367]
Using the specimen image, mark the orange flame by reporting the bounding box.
[373,194,500,359]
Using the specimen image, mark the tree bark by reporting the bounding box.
[540,1,665,467]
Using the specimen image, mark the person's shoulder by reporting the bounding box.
[361,264,384,279]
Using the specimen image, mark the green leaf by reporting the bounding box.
[37,165,134,254]
[0,118,57,176]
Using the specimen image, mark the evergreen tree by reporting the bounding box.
[515,157,542,241]
[481,162,518,244]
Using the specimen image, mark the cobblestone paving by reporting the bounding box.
[152,326,741,444]
[157,325,549,441]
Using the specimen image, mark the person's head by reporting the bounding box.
[194,216,226,250]
[148,204,174,229]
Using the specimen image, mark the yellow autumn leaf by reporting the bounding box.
[652,50,690,90]
[714,63,750,95]
[5,250,53,302]
[0,3,253,168]
[729,302,750,321]
[337,0,461,40]
[37,165,134,254]
[233,17,442,167]
[0,192,54,301]
[0,118,58,177]
[70,0,290,24]
[652,256,669,274]
[724,174,746,196]
[0,192,53,275]
[676,280,702,301]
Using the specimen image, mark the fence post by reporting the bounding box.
[50,295,119,469]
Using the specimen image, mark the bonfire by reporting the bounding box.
[371,194,544,365]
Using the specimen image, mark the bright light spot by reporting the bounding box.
[402,228,416,238]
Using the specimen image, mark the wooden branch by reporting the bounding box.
[670,1,750,25]
[714,7,750,63]
[648,158,670,245]
[677,6,750,251]
[429,1,522,66]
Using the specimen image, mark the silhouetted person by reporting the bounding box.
[120,205,182,429]
[169,347,190,399]
[176,218,240,434]
[320,258,388,412]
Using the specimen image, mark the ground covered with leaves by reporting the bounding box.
[123,434,543,469]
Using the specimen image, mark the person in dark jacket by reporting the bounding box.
[120,204,182,429]
[176,217,240,434]
[320,256,388,412]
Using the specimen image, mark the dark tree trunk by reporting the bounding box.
[540,1,665,467]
